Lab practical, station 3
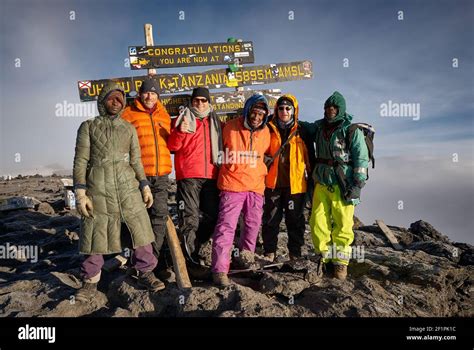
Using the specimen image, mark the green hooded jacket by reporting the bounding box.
[300,92,369,201]
[73,83,154,254]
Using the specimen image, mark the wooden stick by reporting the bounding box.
[376,219,403,250]
[102,255,127,272]
[228,262,284,275]
[144,24,156,75]
[143,25,190,288]
[166,216,192,289]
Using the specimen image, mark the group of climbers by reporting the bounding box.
[72,77,369,298]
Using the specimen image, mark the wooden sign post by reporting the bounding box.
[78,60,312,102]
[129,41,254,69]
[144,24,156,75]
[144,24,191,289]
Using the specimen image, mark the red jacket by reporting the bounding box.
[168,116,219,181]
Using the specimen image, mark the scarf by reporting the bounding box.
[190,105,210,119]
[322,118,343,141]
[276,116,294,130]
[174,105,223,165]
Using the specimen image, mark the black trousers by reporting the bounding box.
[147,175,170,260]
[176,178,220,264]
[262,187,306,256]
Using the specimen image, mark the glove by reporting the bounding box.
[353,178,366,189]
[142,185,153,208]
[345,186,361,201]
[75,189,94,218]
[345,179,365,201]
[179,119,191,133]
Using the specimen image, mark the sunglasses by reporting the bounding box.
[193,98,208,104]
[278,106,293,111]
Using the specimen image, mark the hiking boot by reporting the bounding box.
[333,264,348,280]
[187,264,212,281]
[233,249,255,269]
[75,282,97,303]
[137,271,166,292]
[212,272,230,287]
[264,252,275,262]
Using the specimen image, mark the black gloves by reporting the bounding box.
[345,186,361,201]
[344,179,365,201]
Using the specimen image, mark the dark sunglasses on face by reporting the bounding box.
[194,98,208,104]
[278,106,292,111]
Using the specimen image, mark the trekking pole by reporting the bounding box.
[228,262,284,275]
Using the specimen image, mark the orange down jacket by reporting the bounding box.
[121,98,172,176]
[217,95,271,195]
[265,94,310,194]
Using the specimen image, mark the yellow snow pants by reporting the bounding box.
[309,183,354,265]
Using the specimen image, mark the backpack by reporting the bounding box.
[346,123,375,170]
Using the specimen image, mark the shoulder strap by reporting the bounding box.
[267,128,298,168]
[346,123,375,169]
[345,124,358,151]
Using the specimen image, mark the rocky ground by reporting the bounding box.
[0,175,472,317]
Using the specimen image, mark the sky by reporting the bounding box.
[0,0,473,243]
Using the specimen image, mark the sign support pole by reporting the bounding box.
[144,24,192,288]
[144,24,156,76]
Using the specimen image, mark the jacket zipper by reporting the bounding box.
[282,127,290,166]
[274,125,282,187]
[203,118,208,178]
[250,130,254,152]
[112,117,134,246]
[149,112,159,177]
[110,118,123,219]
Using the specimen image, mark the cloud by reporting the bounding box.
[357,156,474,244]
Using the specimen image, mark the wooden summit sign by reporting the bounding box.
[77,60,313,101]
[129,41,254,69]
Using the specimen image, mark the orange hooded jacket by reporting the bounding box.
[217,94,271,195]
